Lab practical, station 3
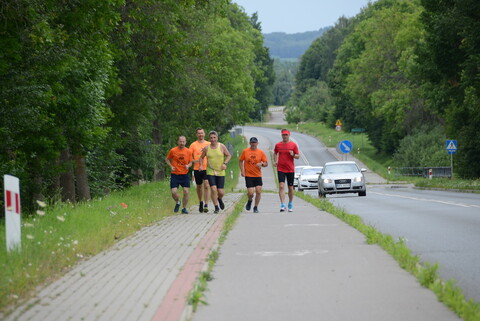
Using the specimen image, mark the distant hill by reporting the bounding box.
[264,27,331,59]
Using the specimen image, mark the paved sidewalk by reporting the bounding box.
[191,193,461,321]
[4,193,242,321]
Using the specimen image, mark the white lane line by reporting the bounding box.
[236,250,329,257]
[289,137,309,165]
[370,191,477,208]
[284,224,337,227]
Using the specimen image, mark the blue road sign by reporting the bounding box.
[446,140,457,154]
[339,140,353,154]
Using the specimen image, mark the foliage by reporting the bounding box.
[393,125,449,167]
[0,0,274,210]
[272,58,298,106]
[263,28,331,59]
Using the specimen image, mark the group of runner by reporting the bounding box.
[165,128,300,214]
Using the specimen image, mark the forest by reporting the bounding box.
[287,0,480,179]
[0,0,275,211]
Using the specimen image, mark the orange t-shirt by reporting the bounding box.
[239,148,268,178]
[189,140,210,170]
[167,146,192,175]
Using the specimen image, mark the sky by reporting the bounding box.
[233,0,373,34]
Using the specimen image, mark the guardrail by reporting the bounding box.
[392,167,452,178]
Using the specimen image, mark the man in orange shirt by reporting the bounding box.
[189,128,211,213]
[239,137,268,213]
[166,135,193,214]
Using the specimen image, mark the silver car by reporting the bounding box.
[294,165,310,187]
[297,166,323,191]
[318,161,366,197]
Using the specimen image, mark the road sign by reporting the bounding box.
[446,140,457,154]
[4,175,21,251]
[335,119,342,126]
[335,125,342,132]
[351,128,365,133]
[337,140,353,154]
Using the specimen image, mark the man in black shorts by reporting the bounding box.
[239,137,268,213]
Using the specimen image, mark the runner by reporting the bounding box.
[273,129,300,212]
[165,135,193,214]
[199,131,231,214]
[239,137,268,213]
[189,128,211,213]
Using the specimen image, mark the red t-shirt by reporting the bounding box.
[274,141,299,173]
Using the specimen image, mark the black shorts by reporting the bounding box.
[193,170,207,185]
[245,177,263,188]
[170,174,190,188]
[277,171,294,186]
[207,175,225,189]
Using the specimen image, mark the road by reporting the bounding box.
[242,124,480,303]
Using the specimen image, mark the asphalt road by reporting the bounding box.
[243,124,480,304]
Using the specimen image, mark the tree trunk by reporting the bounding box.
[74,154,91,201]
[59,148,76,202]
[152,119,165,181]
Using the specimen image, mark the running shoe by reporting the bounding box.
[174,202,181,213]
[280,203,286,212]
[199,201,204,213]
[218,198,225,210]
[181,208,189,214]
[203,204,209,213]
[253,206,259,213]
[246,200,252,211]
[214,205,220,214]
[288,202,293,212]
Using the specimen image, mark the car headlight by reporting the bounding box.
[322,178,332,184]
[353,177,363,182]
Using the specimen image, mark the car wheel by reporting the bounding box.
[358,190,366,197]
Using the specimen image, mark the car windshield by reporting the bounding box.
[295,167,307,174]
[302,167,322,175]
[324,164,359,173]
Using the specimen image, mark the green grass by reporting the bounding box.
[0,181,173,314]
[297,192,480,321]
[188,195,247,311]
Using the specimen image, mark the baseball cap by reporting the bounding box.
[249,137,258,143]
[281,129,290,135]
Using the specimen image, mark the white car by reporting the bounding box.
[297,166,323,191]
[318,161,366,197]
[294,165,310,187]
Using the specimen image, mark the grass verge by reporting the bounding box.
[187,195,247,312]
[297,192,480,321]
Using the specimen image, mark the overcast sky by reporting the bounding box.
[233,0,373,34]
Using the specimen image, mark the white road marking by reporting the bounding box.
[236,250,329,257]
[284,224,337,227]
[370,191,478,208]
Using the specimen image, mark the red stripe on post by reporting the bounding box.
[6,190,12,209]
[15,192,20,214]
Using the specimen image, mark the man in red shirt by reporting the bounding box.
[239,137,268,213]
[274,129,300,212]
[166,136,193,214]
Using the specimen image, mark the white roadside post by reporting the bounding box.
[4,174,22,252]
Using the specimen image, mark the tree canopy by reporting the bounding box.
[0,0,274,210]
[287,0,480,178]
